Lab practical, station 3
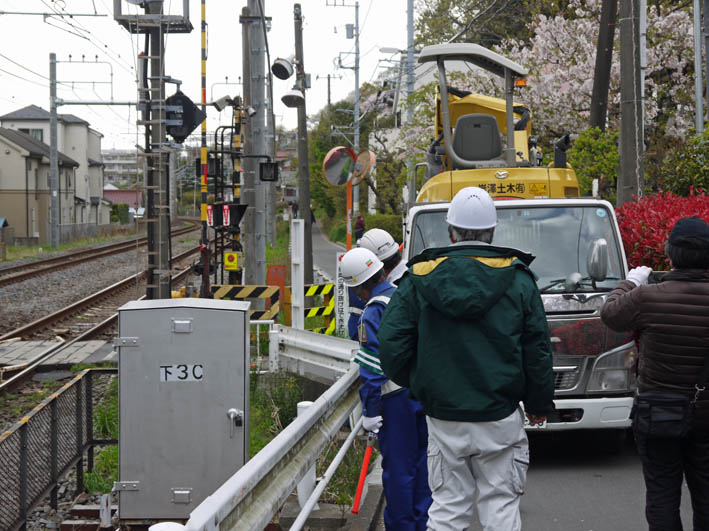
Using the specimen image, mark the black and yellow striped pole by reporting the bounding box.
[199,0,210,297]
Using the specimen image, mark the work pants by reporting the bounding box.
[425,409,528,531]
[636,428,709,531]
[378,390,432,530]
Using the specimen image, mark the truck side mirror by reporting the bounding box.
[564,272,583,293]
[587,238,608,282]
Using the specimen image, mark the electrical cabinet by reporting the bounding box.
[115,298,250,521]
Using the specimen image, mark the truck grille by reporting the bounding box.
[553,355,583,391]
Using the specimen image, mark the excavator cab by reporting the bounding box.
[416,43,579,201]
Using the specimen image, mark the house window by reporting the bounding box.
[19,128,44,142]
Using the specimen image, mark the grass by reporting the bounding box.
[318,436,378,508]
[0,381,64,419]
[2,228,139,262]
[84,377,118,493]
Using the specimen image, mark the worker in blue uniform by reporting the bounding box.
[341,247,431,531]
[348,288,365,341]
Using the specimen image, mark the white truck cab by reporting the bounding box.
[403,198,635,432]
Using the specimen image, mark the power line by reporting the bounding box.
[0,52,49,80]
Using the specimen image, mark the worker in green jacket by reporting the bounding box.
[378,186,554,531]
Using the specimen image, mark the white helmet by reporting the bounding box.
[359,228,398,261]
[446,186,497,229]
[340,247,384,287]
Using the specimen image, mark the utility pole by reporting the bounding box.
[618,0,644,206]
[406,0,415,205]
[694,0,704,133]
[241,6,257,284]
[353,1,360,213]
[49,53,59,249]
[590,0,617,131]
[705,0,709,124]
[247,0,267,285]
[294,3,313,284]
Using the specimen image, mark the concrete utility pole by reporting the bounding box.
[705,0,709,123]
[249,0,267,285]
[241,6,257,284]
[590,0,618,131]
[294,3,314,284]
[353,1,360,213]
[694,0,704,133]
[406,0,415,205]
[618,0,644,206]
[49,53,59,249]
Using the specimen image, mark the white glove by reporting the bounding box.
[362,415,383,433]
[626,266,652,286]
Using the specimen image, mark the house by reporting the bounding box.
[103,183,143,211]
[0,105,110,229]
[0,127,79,244]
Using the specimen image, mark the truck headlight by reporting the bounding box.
[586,342,636,393]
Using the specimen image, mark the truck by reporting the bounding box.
[404,44,635,443]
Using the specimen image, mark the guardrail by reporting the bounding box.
[150,326,362,531]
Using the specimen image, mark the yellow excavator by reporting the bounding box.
[415,43,579,202]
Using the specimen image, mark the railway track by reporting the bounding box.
[0,222,198,288]
[0,246,199,393]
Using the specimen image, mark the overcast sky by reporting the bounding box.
[0,0,409,150]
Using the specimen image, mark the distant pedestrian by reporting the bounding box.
[378,186,554,531]
[601,216,709,530]
[341,247,432,530]
[291,201,298,219]
[354,213,365,241]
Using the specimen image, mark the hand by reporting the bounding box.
[626,266,652,286]
[362,415,383,433]
[526,413,547,426]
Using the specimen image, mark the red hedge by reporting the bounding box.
[616,189,709,270]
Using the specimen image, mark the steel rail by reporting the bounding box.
[0,224,197,287]
[0,245,200,342]
[0,261,195,394]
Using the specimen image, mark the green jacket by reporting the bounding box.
[378,244,554,421]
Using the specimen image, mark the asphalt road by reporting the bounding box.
[310,224,696,530]
[311,220,344,281]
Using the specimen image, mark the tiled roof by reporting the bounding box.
[0,127,79,167]
[0,104,89,126]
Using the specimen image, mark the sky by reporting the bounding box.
[0,0,409,150]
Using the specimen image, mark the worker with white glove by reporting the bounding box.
[341,247,431,530]
[626,265,653,286]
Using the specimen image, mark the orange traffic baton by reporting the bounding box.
[352,431,377,514]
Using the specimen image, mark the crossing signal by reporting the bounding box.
[166,91,206,143]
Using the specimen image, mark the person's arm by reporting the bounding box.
[356,303,389,418]
[520,279,554,417]
[600,266,651,332]
[378,277,418,388]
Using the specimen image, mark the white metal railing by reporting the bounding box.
[150,325,363,531]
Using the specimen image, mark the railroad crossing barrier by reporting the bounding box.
[211,284,280,321]
[0,368,117,531]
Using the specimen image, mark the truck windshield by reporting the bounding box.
[410,205,624,292]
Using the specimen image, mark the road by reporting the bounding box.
[312,220,344,281]
[309,224,695,530]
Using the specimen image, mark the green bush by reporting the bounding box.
[363,214,403,243]
[567,127,619,198]
[659,128,709,195]
[110,203,130,224]
[329,224,347,243]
